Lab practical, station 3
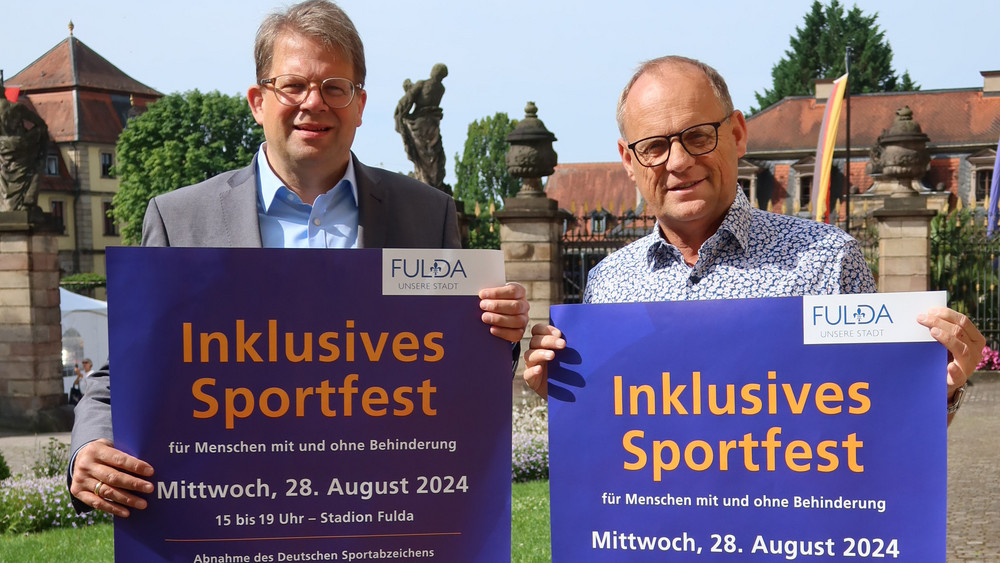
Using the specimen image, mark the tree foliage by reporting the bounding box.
[752,0,918,114]
[112,91,264,244]
[930,210,1000,322]
[453,113,520,249]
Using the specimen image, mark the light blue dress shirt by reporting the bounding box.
[256,145,360,249]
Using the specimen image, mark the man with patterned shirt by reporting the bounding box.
[523,56,983,423]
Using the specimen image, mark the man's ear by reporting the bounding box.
[730,110,748,158]
[353,88,367,128]
[248,85,265,126]
[618,138,637,183]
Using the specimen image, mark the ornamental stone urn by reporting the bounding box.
[865,106,931,195]
[505,102,557,198]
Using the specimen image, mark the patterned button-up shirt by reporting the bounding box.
[583,190,876,304]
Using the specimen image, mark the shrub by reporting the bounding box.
[0,475,112,534]
[0,452,10,482]
[930,210,1000,317]
[31,438,70,479]
[512,400,549,482]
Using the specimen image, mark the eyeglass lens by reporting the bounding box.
[269,75,356,108]
[633,123,720,167]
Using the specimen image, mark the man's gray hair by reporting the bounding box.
[254,0,366,85]
[615,56,734,140]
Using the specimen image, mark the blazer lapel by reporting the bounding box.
[355,154,387,249]
[219,157,264,247]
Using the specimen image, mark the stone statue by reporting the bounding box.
[0,73,48,212]
[395,63,448,192]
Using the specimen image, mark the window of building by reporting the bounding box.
[966,150,997,207]
[736,160,762,210]
[100,153,114,178]
[50,200,65,233]
[102,201,119,236]
[46,155,59,176]
[798,175,812,212]
[738,179,750,199]
[975,169,993,203]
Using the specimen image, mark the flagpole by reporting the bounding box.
[845,47,852,234]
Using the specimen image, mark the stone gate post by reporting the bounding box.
[0,211,68,430]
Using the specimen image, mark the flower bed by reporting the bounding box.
[977,346,1000,371]
[0,475,112,535]
[512,400,549,482]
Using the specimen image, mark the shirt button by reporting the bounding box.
[313,218,321,226]
[690,275,701,284]
[286,193,295,201]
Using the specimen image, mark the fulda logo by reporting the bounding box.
[811,304,893,326]
[391,258,468,279]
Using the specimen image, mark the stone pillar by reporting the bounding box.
[498,102,561,396]
[0,211,69,431]
[496,195,563,381]
[872,196,937,293]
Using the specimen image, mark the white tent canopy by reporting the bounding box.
[60,287,109,370]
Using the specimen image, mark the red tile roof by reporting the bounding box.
[746,89,1000,155]
[6,36,161,143]
[546,85,1000,213]
[8,36,159,96]
[544,162,637,213]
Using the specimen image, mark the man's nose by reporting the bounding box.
[299,84,328,110]
[663,138,695,171]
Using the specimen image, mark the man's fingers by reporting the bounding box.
[71,439,155,517]
[478,282,526,301]
[95,480,149,511]
[102,448,155,479]
[489,325,527,343]
[522,364,548,397]
[531,323,561,338]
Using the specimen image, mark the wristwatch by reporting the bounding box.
[947,382,968,414]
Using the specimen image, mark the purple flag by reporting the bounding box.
[988,133,1000,236]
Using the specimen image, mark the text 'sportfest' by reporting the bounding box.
[548,293,946,561]
[107,248,511,562]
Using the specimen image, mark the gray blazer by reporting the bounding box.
[69,155,460,509]
[141,153,460,248]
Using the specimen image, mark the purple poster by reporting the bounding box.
[106,247,511,562]
[548,293,947,561]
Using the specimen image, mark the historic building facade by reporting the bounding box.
[545,71,1000,222]
[6,26,161,295]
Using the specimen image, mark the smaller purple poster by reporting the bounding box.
[548,292,947,562]
[106,247,511,562]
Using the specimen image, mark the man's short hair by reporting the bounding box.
[254,0,367,85]
[82,358,92,365]
[615,56,734,141]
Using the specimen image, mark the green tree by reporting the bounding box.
[453,113,520,249]
[112,90,264,244]
[752,0,918,114]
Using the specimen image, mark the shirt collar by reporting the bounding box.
[644,187,753,265]
[716,188,752,252]
[256,143,360,211]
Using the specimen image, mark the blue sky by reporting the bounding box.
[3,0,998,185]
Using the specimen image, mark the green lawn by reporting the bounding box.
[0,481,551,562]
[0,522,113,562]
[511,480,551,562]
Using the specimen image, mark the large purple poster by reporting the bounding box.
[106,247,511,562]
[548,292,947,561]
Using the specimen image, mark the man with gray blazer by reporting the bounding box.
[69,0,529,517]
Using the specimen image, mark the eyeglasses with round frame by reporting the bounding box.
[259,74,363,109]
[627,113,733,168]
